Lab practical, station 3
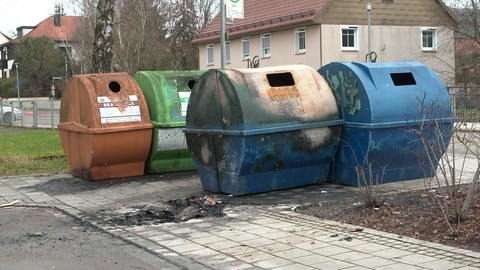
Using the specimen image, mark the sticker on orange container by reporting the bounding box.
[97,95,141,124]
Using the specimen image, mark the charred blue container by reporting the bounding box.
[318,61,454,186]
[184,65,343,195]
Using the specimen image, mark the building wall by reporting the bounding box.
[198,23,455,84]
[199,24,322,70]
[320,24,455,84]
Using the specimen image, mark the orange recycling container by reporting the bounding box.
[58,73,153,181]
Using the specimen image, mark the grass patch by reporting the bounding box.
[0,127,69,176]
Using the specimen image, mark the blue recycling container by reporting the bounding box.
[318,61,454,186]
[184,65,343,195]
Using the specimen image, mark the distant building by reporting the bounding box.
[193,0,457,84]
[0,14,83,79]
[0,31,13,78]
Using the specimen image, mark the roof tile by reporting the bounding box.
[24,15,83,42]
[194,0,330,44]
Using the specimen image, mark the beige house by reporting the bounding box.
[192,0,457,84]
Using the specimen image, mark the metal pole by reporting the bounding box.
[367,1,372,62]
[51,77,61,129]
[15,63,20,102]
[220,0,226,69]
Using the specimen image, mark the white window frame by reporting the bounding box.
[341,25,359,51]
[260,33,271,58]
[226,41,231,64]
[421,27,437,51]
[206,44,214,65]
[294,27,306,54]
[241,37,250,60]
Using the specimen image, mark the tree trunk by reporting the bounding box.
[92,0,115,73]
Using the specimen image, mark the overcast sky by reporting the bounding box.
[0,0,467,38]
[0,0,76,37]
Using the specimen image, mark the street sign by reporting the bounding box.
[226,0,244,19]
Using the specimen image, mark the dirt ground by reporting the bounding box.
[0,206,179,270]
[296,184,480,253]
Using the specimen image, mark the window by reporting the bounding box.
[294,28,306,54]
[206,44,214,65]
[341,26,358,51]
[261,34,271,58]
[226,42,231,64]
[422,28,437,51]
[241,37,250,60]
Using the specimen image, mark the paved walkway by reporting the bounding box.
[0,171,479,270]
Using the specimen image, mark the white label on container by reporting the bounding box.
[97,95,142,124]
[178,92,191,117]
[157,127,188,151]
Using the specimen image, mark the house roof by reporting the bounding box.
[23,15,83,42]
[192,0,331,44]
[193,0,458,45]
[0,31,12,46]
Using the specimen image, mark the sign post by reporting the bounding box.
[221,0,244,69]
[226,0,244,19]
[220,0,226,69]
[51,77,62,129]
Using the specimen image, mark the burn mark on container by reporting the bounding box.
[291,126,341,153]
[185,134,214,166]
[253,148,285,172]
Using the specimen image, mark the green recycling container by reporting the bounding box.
[134,70,205,174]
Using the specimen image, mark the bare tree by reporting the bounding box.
[446,0,480,85]
[70,0,217,73]
[194,0,219,32]
[114,0,169,73]
[92,0,115,73]
[157,0,218,70]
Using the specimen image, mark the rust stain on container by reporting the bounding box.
[267,85,300,100]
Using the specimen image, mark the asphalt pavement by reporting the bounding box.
[1,170,480,270]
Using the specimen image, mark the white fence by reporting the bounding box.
[2,86,480,129]
[0,97,60,129]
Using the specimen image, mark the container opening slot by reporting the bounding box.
[187,79,197,90]
[109,81,121,93]
[266,72,295,87]
[390,72,416,86]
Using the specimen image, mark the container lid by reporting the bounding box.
[59,72,152,129]
[134,70,205,127]
[185,65,340,134]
